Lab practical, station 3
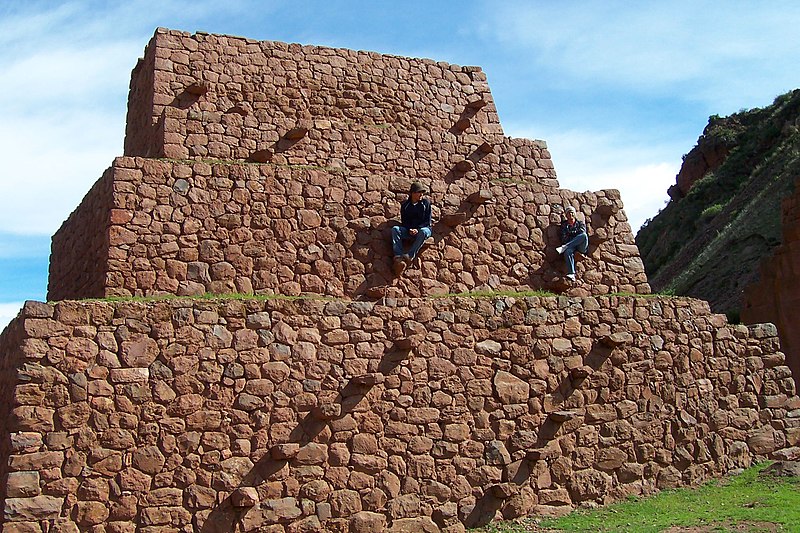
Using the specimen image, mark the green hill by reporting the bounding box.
[636,89,800,318]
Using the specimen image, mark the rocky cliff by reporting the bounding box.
[637,89,800,316]
[742,176,800,391]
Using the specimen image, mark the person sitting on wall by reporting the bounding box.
[392,182,432,276]
[556,205,589,282]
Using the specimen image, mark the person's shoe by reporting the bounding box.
[566,273,576,282]
[556,245,565,254]
[393,257,406,276]
[401,254,412,265]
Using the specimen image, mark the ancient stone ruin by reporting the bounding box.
[1,28,798,532]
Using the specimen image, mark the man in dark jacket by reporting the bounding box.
[556,205,589,282]
[391,182,432,275]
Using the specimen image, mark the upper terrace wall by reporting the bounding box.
[48,157,648,301]
[45,28,653,302]
[124,29,557,186]
[1,295,798,531]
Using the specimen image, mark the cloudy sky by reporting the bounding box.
[1,0,799,329]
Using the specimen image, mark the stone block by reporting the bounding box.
[351,511,387,532]
[4,495,63,521]
[231,487,259,507]
[493,370,529,404]
[7,471,41,498]
[387,517,440,532]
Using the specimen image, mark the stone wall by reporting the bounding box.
[48,156,648,302]
[742,176,800,388]
[1,295,798,532]
[15,27,791,533]
[123,28,557,186]
[0,308,24,508]
[49,28,651,302]
[47,168,115,300]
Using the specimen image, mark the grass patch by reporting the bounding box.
[76,288,693,306]
[470,463,800,532]
[161,157,346,173]
[700,202,725,220]
[602,291,676,299]
[82,289,560,304]
[433,289,556,299]
[81,292,325,304]
[75,288,693,305]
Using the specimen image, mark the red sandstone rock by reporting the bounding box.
[742,177,800,390]
[231,487,259,508]
[493,370,529,404]
[351,511,387,532]
[674,132,733,197]
[4,496,63,521]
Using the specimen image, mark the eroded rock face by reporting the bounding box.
[742,176,800,390]
[674,137,732,197]
[672,116,740,198]
[1,296,798,531]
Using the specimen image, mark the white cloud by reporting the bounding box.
[562,162,676,234]
[482,1,800,110]
[0,15,138,234]
[0,302,24,334]
[0,110,124,234]
[0,1,276,236]
[0,233,50,258]
[0,43,137,109]
[506,123,680,233]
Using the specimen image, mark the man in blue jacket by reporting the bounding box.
[556,205,589,282]
[392,182,432,276]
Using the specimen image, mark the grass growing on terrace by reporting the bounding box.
[75,288,689,305]
[89,292,330,303]
[470,463,800,532]
[433,289,556,299]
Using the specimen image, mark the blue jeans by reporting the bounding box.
[563,233,589,275]
[392,226,432,260]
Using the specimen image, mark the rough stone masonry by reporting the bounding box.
[48,27,648,301]
[1,28,798,532]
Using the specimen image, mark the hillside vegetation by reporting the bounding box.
[636,89,800,317]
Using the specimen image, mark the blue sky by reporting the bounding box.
[2,0,799,329]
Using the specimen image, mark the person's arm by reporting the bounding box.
[400,200,408,227]
[560,221,568,244]
[578,220,587,235]
[422,199,432,228]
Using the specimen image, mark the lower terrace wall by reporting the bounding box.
[48,157,649,302]
[1,295,798,531]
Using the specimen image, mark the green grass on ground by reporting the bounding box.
[470,463,800,532]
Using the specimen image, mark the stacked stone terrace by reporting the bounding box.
[1,28,798,532]
[49,28,648,301]
[1,296,798,532]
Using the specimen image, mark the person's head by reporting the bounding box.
[410,182,426,201]
[565,205,576,221]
